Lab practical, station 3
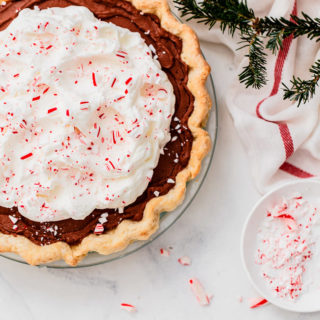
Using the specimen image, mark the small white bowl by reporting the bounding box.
[241,179,320,313]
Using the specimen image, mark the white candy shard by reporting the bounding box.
[189,278,210,306]
[178,256,191,266]
[160,248,170,257]
[98,213,108,224]
[8,215,18,224]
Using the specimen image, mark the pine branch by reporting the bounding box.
[174,0,255,35]
[174,0,320,105]
[283,59,320,106]
[261,13,320,53]
[238,32,267,88]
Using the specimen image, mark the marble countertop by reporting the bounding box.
[0,37,318,320]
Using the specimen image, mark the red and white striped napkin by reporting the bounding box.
[171,0,320,193]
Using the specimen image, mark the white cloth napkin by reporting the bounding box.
[170,0,320,193]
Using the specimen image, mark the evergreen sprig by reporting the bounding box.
[174,0,320,105]
[283,59,320,105]
[238,32,267,89]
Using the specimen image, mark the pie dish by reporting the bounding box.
[0,0,211,266]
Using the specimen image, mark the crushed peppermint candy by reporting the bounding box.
[98,213,108,224]
[189,278,211,306]
[248,297,268,309]
[153,191,160,197]
[256,195,320,301]
[178,256,191,266]
[94,223,104,234]
[8,215,18,224]
[149,44,156,54]
[120,303,137,313]
[167,178,175,184]
[160,248,170,257]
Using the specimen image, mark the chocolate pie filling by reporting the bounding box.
[0,0,194,245]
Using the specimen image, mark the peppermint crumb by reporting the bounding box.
[167,178,175,184]
[120,303,137,313]
[118,207,124,214]
[98,213,109,224]
[149,44,156,53]
[154,191,160,197]
[178,256,191,266]
[9,215,18,224]
[160,248,170,256]
[144,30,150,35]
[171,136,178,142]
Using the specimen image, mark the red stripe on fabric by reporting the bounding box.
[255,2,297,159]
[270,34,293,96]
[280,162,314,178]
[271,2,297,96]
[278,123,294,159]
[256,28,296,116]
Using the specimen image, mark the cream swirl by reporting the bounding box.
[0,6,174,221]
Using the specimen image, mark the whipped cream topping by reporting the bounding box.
[0,6,174,221]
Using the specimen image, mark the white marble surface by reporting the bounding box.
[0,38,318,320]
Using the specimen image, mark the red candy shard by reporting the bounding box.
[111,78,117,87]
[248,297,268,309]
[20,153,33,160]
[47,107,57,114]
[275,214,295,221]
[92,72,97,87]
[125,77,132,85]
[120,303,136,313]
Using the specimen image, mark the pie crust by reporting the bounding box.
[0,0,211,266]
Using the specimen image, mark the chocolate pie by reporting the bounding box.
[0,0,211,265]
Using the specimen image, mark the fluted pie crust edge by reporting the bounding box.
[0,0,212,266]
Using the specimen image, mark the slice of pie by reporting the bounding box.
[0,0,211,265]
